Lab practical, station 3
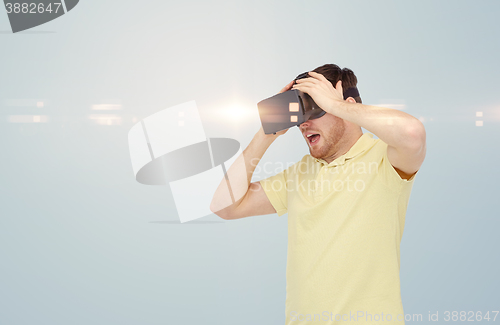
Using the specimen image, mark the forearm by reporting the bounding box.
[326,101,425,150]
[210,128,276,215]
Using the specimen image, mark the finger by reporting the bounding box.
[279,80,294,93]
[295,77,319,85]
[292,84,314,94]
[291,84,303,92]
[296,79,333,97]
[307,71,334,90]
[295,81,328,96]
[294,80,318,88]
[308,71,327,82]
[315,72,335,90]
[293,82,315,89]
[279,80,295,93]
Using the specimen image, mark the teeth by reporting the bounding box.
[307,134,314,138]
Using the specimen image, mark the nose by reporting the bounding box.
[299,120,311,132]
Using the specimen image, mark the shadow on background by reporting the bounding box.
[0,31,56,34]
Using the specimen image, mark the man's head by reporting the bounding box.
[312,64,362,104]
[299,64,363,162]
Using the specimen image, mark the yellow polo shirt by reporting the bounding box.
[260,132,417,325]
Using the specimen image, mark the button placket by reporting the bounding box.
[314,166,327,203]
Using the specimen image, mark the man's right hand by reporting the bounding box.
[262,80,296,137]
[209,79,296,220]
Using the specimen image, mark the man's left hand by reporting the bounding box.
[292,71,344,113]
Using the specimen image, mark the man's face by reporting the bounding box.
[299,113,346,160]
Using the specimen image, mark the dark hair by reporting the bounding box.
[312,64,362,103]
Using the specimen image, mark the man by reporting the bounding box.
[210,64,426,324]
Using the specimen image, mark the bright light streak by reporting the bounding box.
[202,101,258,127]
[91,104,122,110]
[4,99,46,107]
[88,114,122,125]
[226,104,252,120]
[377,99,406,110]
[377,104,406,110]
[211,103,255,122]
[8,115,48,123]
[476,121,483,127]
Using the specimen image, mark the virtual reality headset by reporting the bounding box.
[257,72,360,134]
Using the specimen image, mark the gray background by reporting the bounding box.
[1,0,499,324]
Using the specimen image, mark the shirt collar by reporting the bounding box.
[314,132,376,167]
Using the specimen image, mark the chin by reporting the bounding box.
[309,148,325,159]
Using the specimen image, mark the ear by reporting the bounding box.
[346,97,356,103]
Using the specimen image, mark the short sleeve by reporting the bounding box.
[379,141,417,191]
[259,168,289,217]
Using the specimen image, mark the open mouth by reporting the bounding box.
[306,133,320,145]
